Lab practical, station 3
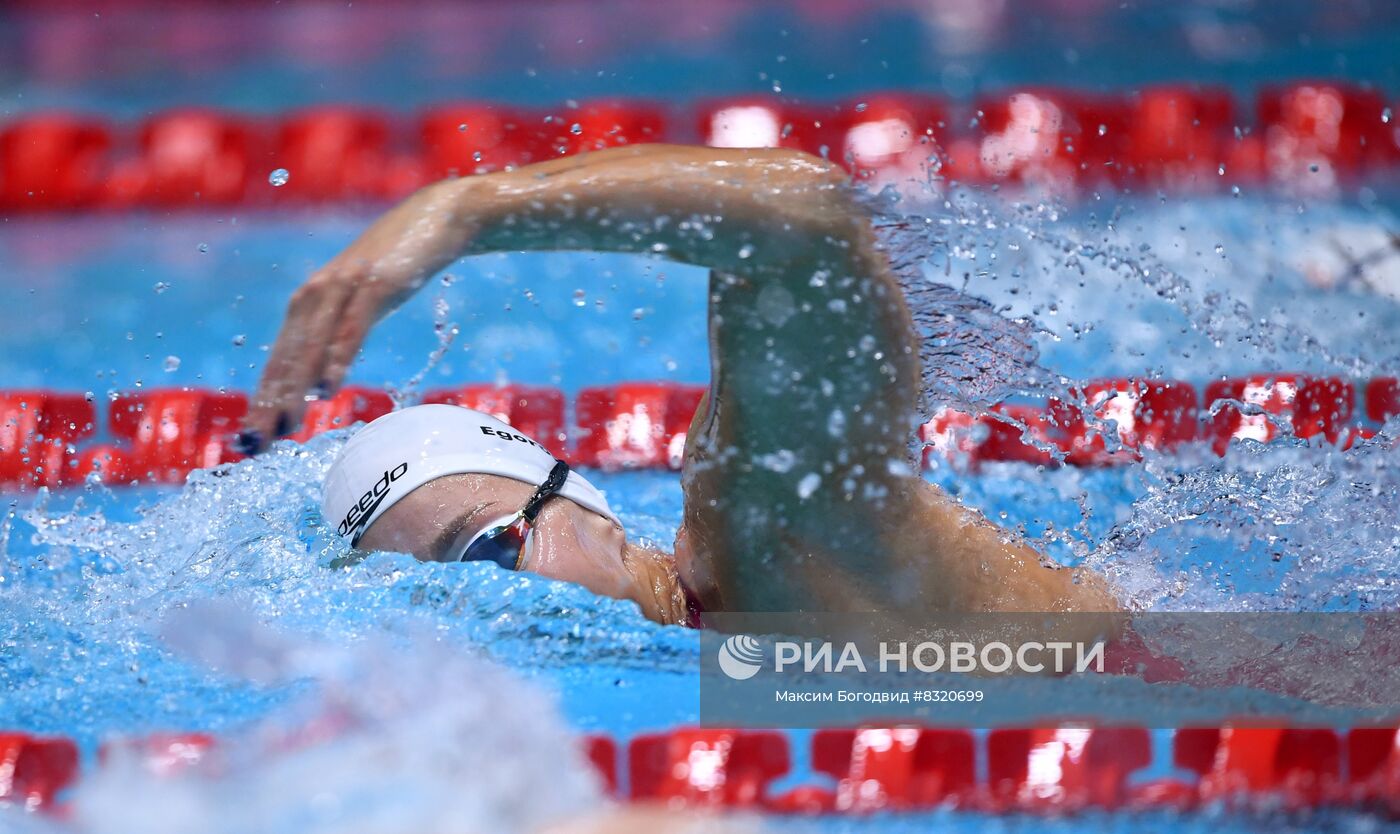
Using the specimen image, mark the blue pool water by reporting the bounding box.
[3,2,1400,831]
[2,189,1398,832]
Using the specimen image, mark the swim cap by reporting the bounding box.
[322,404,618,544]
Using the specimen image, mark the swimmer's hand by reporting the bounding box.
[242,145,854,451]
[240,180,478,450]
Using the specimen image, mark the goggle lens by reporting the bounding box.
[457,516,530,570]
[449,458,569,572]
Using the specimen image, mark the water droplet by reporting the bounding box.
[1309,163,1320,173]
[1214,244,1225,255]
[1231,185,1241,196]
[854,102,868,113]
[738,243,755,259]
[152,282,170,294]
[569,123,583,135]
[268,168,290,187]
[457,123,468,133]
[1384,107,1393,124]
[632,308,646,321]
[797,472,821,499]
[1217,164,1226,176]
[163,356,180,372]
[472,151,483,162]
[1097,123,1107,136]
[231,334,246,347]
[197,243,209,254]
[572,289,586,307]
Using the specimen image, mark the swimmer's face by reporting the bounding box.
[355,472,638,601]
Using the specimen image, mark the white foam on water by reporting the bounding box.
[874,185,1400,613]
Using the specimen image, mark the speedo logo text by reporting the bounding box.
[338,461,409,540]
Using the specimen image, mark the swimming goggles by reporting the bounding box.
[451,459,571,570]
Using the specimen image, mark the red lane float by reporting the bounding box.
[974,403,1067,467]
[811,726,974,811]
[3,86,1399,214]
[1067,94,1135,187]
[108,389,247,483]
[0,374,1391,490]
[698,97,802,150]
[986,727,1152,811]
[1259,82,1393,188]
[628,728,789,808]
[289,386,394,443]
[1203,375,1355,454]
[1348,727,1400,810]
[0,115,112,210]
[549,100,667,155]
[421,105,546,177]
[0,733,79,812]
[835,95,949,183]
[1174,726,1342,807]
[0,391,96,489]
[697,98,847,162]
[1050,379,1199,466]
[969,89,1084,189]
[919,407,979,467]
[272,108,396,202]
[5,724,1400,817]
[574,382,705,470]
[1367,377,1399,424]
[422,383,567,458]
[109,110,257,206]
[1126,87,1234,189]
[74,444,133,483]
[99,732,216,776]
[583,735,618,796]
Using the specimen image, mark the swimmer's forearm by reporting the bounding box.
[446,145,869,278]
[244,145,879,450]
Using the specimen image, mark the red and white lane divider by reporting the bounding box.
[0,375,1395,490]
[5,724,1400,816]
[1,82,1396,211]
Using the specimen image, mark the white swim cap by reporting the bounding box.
[322,403,618,544]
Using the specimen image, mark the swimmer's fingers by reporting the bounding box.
[240,270,356,452]
[320,282,385,392]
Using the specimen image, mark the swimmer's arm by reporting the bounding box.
[244,144,869,444]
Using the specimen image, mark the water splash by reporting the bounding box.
[0,434,696,744]
[1089,424,1400,613]
[52,606,604,834]
[870,190,1049,414]
[870,182,1400,615]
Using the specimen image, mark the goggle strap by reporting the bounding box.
[520,459,570,525]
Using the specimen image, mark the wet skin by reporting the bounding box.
[249,144,1120,620]
[356,473,689,625]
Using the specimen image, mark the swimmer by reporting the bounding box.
[241,145,1120,624]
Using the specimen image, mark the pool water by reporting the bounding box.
[3,1,1400,831]
[2,188,1398,832]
